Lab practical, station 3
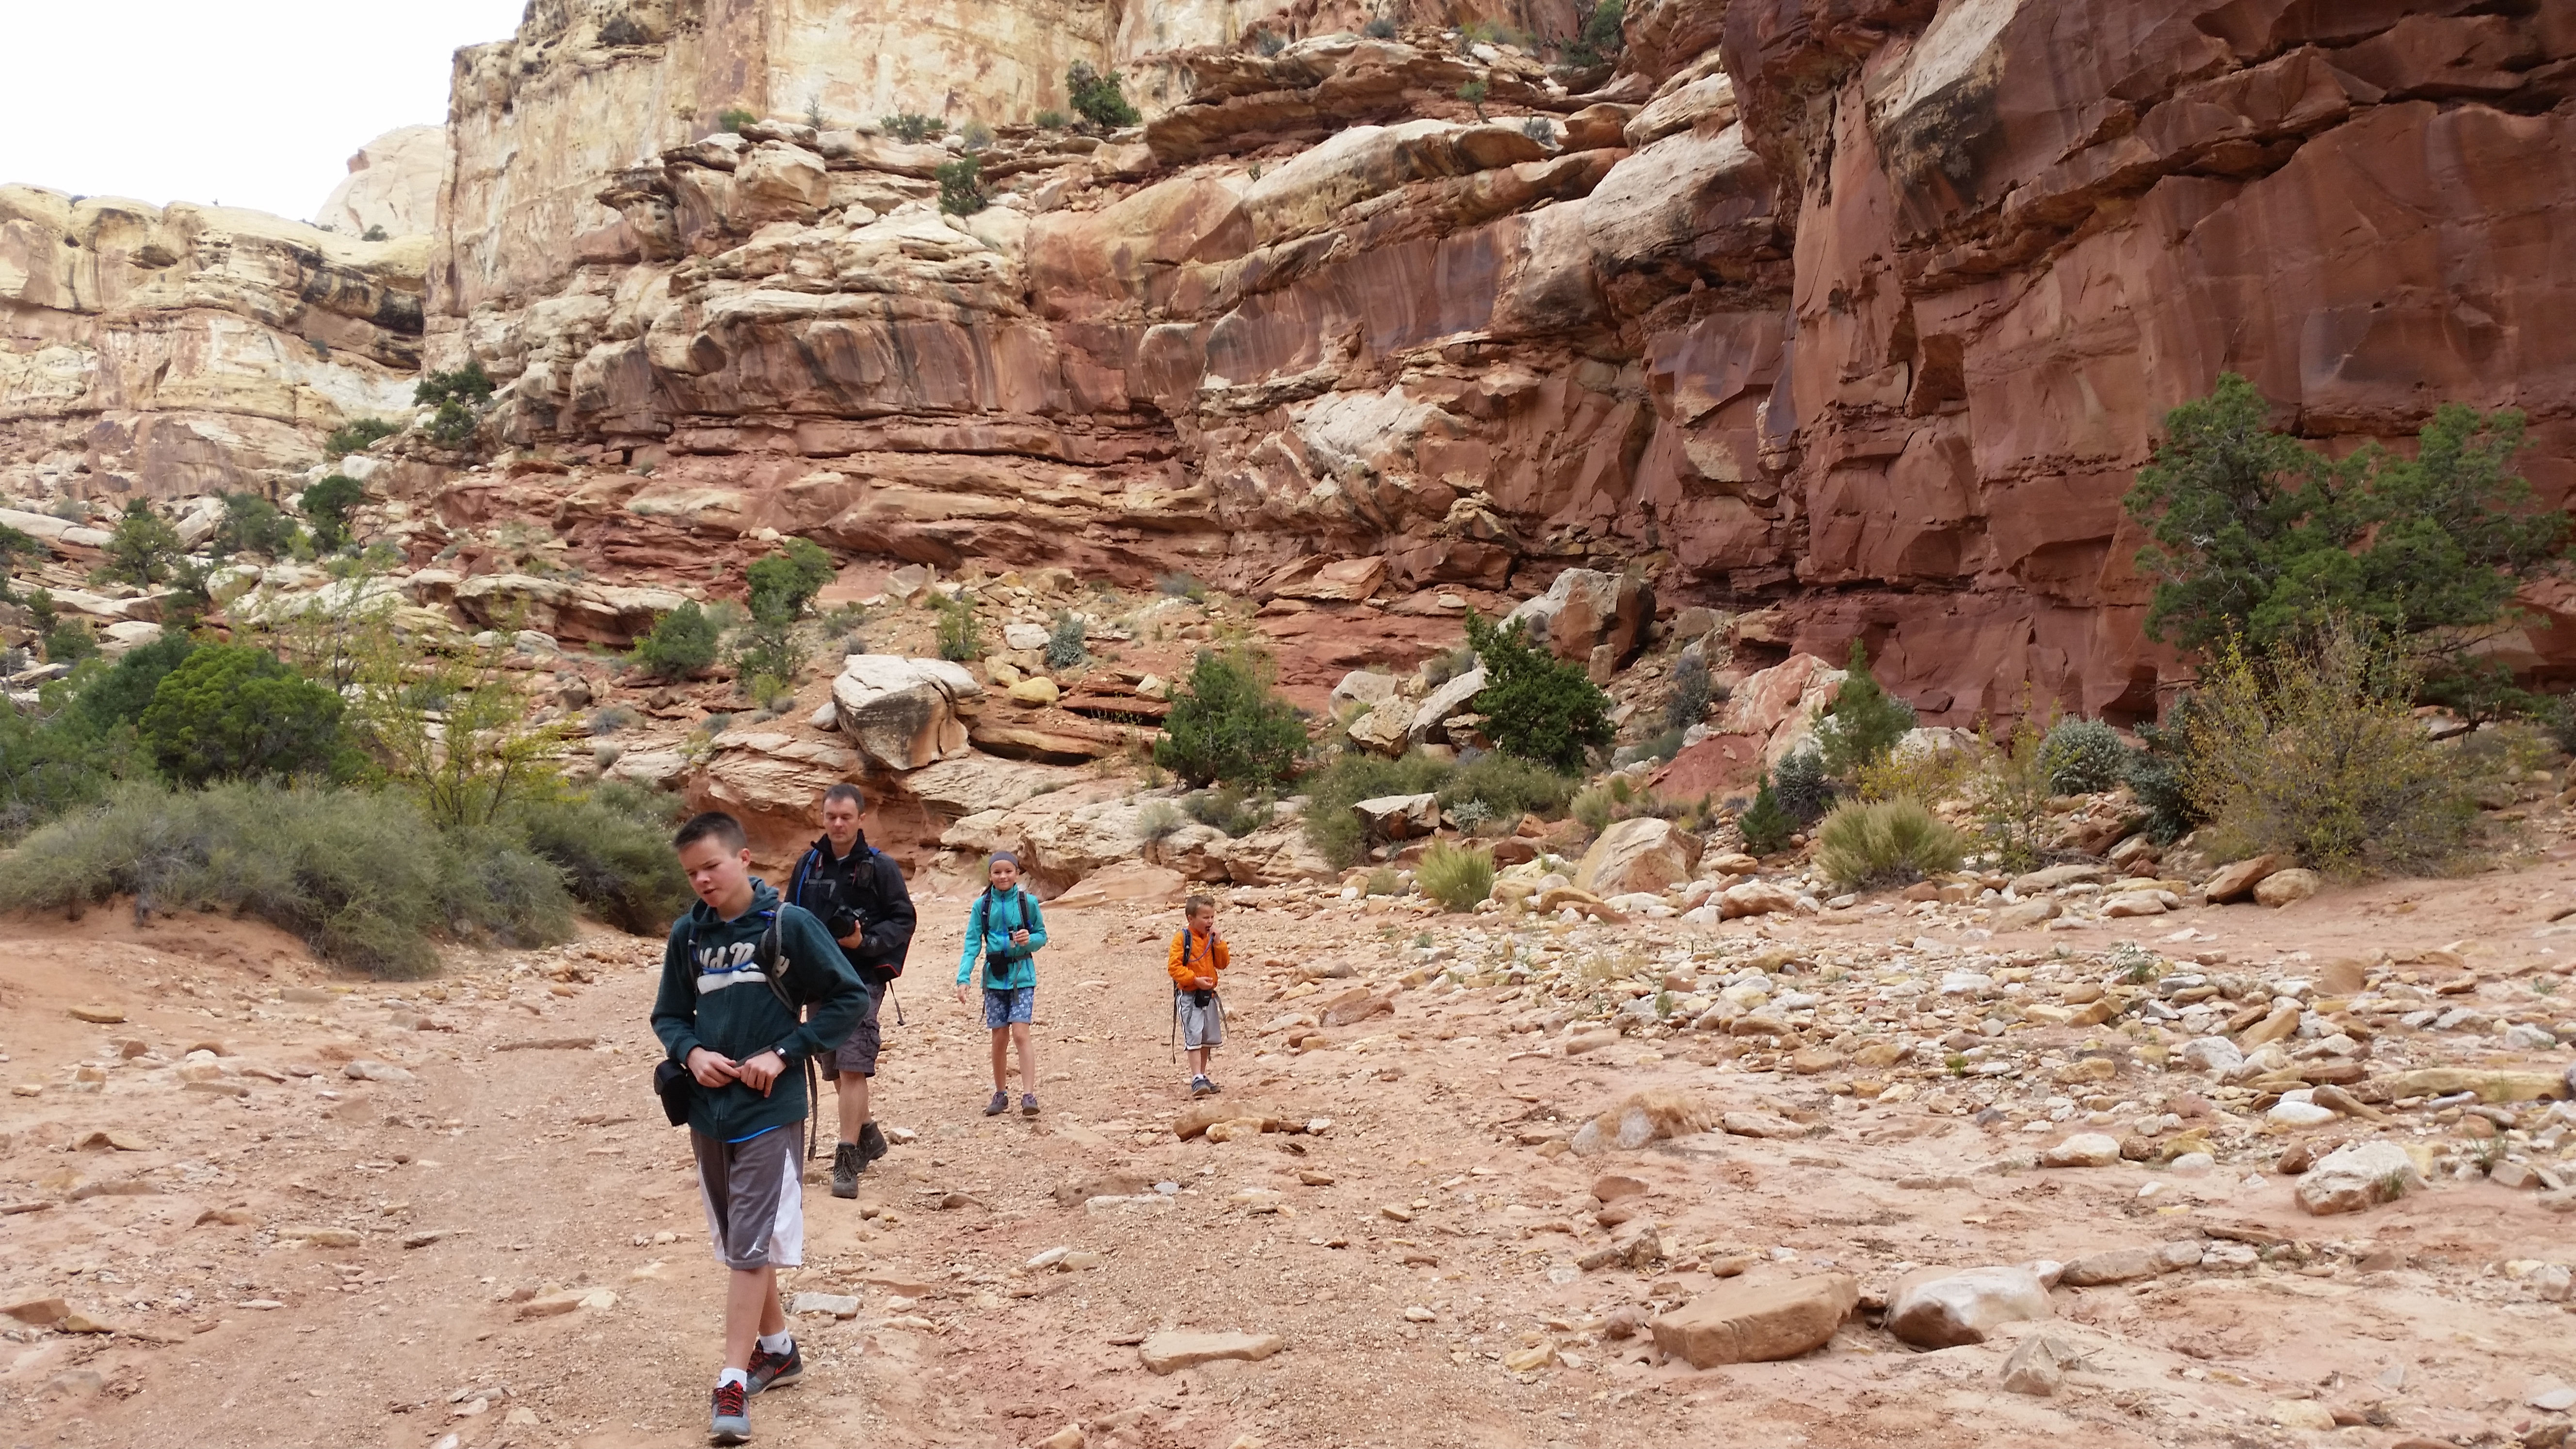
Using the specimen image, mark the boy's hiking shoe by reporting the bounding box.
[710,1381,750,1444]
[857,1120,890,1166]
[1020,1093,1041,1116]
[829,1143,862,1199]
[1189,1076,1213,1098]
[748,1339,803,1393]
[984,1090,1010,1116]
[1201,1077,1221,1096]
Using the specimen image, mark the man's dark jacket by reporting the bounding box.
[785,830,916,983]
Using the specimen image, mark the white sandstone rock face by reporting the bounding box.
[830,655,984,771]
[314,126,445,238]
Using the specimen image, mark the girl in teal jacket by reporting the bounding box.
[955,851,1046,1116]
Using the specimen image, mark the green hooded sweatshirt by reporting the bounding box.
[650,880,867,1142]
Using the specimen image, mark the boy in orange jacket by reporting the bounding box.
[1167,894,1228,1097]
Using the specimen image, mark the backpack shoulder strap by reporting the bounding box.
[756,910,795,1013]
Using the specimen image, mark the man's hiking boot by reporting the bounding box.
[748,1338,803,1393]
[983,1090,1010,1116]
[1020,1093,1041,1117]
[829,1143,862,1199]
[710,1381,750,1444]
[857,1120,890,1166]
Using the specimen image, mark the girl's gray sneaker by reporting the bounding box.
[983,1090,1010,1116]
[1020,1093,1040,1116]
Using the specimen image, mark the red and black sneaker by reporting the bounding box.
[747,1337,803,1393]
[710,1379,750,1444]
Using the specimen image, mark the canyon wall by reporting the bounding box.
[0,189,426,500]
[8,0,2576,719]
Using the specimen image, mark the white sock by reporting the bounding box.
[757,1330,792,1355]
[718,1367,748,1390]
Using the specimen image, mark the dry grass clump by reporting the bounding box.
[1815,796,1966,890]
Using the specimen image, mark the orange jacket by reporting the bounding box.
[1167,926,1228,989]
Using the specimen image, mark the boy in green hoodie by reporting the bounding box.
[653,812,869,1446]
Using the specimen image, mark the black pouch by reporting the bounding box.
[1191,988,1214,1008]
[653,1058,694,1127]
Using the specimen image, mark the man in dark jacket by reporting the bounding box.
[655,811,868,1446]
[784,783,916,1197]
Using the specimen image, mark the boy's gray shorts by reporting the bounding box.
[691,1127,804,1271]
[1176,990,1224,1050]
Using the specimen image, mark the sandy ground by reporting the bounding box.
[2,862,2574,1449]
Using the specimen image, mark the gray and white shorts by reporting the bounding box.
[691,1126,805,1271]
[1176,990,1224,1050]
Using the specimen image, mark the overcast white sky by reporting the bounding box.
[0,0,527,222]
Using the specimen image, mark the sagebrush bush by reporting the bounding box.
[933,595,983,662]
[0,782,572,977]
[1183,787,1268,838]
[1663,651,1714,732]
[630,601,719,679]
[1045,611,1088,670]
[1773,749,1833,823]
[2182,619,2488,875]
[1855,735,1975,805]
[1438,752,1576,822]
[506,783,693,935]
[1417,841,1495,912]
[1139,800,1185,841]
[1155,651,1307,789]
[2039,717,2132,795]
[1815,796,1966,890]
[1302,750,1451,867]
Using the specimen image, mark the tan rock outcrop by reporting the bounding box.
[316,126,445,239]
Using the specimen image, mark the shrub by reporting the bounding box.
[1966,712,2055,871]
[64,631,195,740]
[1067,62,1141,129]
[600,13,648,45]
[0,522,40,599]
[1735,772,1796,855]
[1773,748,1833,823]
[138,644,346,787]
[26,588,55,634]
[1365,16,1398,37]
[1572,781,1617,835]
[2125,375,2567,660]
[936,154,989,215]
[1183,787,1267,837]
[1156,650,1307,789]
[2125,712,2200,843]
[506,782,694,935]
[1463,611,1612,773]
[1456,79,1489,119]
[95,500,183,587]
[881,112,944,143]
[932,595,983,661]
[351,630,576,830]
[1303,749,1452,867]
[2180,619,2487,876]
[746,538,834,623]
[361,224,389,242]
[1139,799,1186,841]
[1520,114,1554,144]
[1045,610,1088,670]
[1815,796,1966,890]
[731,617,805,700]
[589,705,639,735]
[415,359,495,410]
[212,491,302,560]
[630,601,719,679]
[2039,717,2133,795]
[43,620,99,665]
[1157,571,1207,602]
[1812,640,1916,779]
[1421,643,1479,689]
[1035,109,1068,130]
[325,417,401,457]
[1855,735,1975,805]
[1439,751,1576,822]
[1417,841,1495,912]
[717,107,757,133]
[302,474,365,551]
[1566,0,1624,66]
[0,781,572,977]
[960,119,995,151]
[1364,866,1403,897]
[1663,651,1714,733]
[0,705,129,838]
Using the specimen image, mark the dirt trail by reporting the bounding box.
[3,868,2574,1449]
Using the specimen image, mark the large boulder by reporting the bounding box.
[2203,854,2283,903]
[1345,700,1415,756]
[1503,568,1653,666]
[1353,793,1440,840]
[1329,669,1400,714]
[1713,653,1846,767]
[1649,1273,1855,1367]
[1407,667,1487,747]
[1885,1266,2054,1348]
[450,573,691,646]
[830,655,983,771]
[1575,817,1703,897]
